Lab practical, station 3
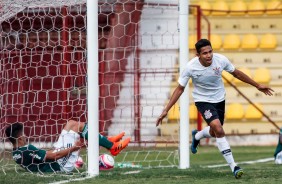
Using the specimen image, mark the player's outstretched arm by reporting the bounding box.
[45,140,84,161]
[231,69,274,96]
[156,84,185,127]
[256,84,274,96]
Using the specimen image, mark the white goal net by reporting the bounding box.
[0,0,198,176]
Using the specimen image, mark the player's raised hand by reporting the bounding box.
[256,84,274,96]
[156,111,168,127]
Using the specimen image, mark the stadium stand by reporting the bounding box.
[241,34,259,49]
[189,104,198,120]
[229,0,247,16]
[248,0,265,16]
[259,34,277,49]
[166,102,200,123]
[189,35,197,50]
[226,103,245,120]
[223,34,241,49]
[211,0,229,16]
[269,68,282,85]
[225,85,282,104]
[245,103,263,120]
[210,34,222,50]
[253,67,271,84]
[196,1,211,16]
[266,0,282,15]
[188,0,282,134]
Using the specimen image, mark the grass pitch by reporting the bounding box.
[0,146,280,184]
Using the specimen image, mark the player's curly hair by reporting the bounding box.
[5,123,23,144]
[195,39,212,54]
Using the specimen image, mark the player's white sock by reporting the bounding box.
[216,137,237,171]
[195,126,212,140]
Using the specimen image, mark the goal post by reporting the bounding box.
[87,0,99,176]
[179,0,189,169]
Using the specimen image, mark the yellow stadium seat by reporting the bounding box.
[245,103,263,120]
[234,67,252,85]
[168,103,180,120]
[253,68,271,84]
[230,0,247,16]
[210,34,222,50]
[241,34,259,49]
[223,34,241,49]
[168,103,196,121]
[212,0,229,16]
[259,34,277,49]
[197,1,211,16]
[266,0,282,15]
[222,70,234,84]
[226,103,244,120]
[189,104,198,120]
[248,0,265,15]
[189,35,197,50]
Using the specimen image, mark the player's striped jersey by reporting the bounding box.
[12,144,61,172]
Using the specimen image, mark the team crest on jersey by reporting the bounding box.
[213,67,220,75]
[204,110,212,119]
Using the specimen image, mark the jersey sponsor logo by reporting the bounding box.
[13,154,22,160]
[29,153,42,160]
[204,110,212,119]
[213,67,220,76]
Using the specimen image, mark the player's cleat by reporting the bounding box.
[107,132,125,143]
[233,166,244,179]
[191,129,200,154]
[110,137,130,156]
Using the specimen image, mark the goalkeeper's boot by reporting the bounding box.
[233,166,244,179]
[191,129,200,154]
[107,132,125,143]
[110,137,131,156]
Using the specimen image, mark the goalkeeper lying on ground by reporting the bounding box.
[5,120,130,173]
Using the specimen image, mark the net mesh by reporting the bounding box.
[0,0,197,175]
[0,0,87,174]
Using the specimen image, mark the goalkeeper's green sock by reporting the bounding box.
[80,123,88,140]
[80,123,113,149]
[99,134,113,149]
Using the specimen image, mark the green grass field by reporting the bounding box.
[0,146,280,184]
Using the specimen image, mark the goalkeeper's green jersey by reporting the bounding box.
[12,144,61,172]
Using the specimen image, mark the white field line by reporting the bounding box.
[49,176,94,184]
[203,157,274,168]
[121,170,142,175]
[48,170,142,184]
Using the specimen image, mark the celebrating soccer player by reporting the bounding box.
[156,39,274,178]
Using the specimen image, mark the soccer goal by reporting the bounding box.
[0,0,206,178]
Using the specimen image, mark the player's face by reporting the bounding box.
[197,45,213,67]
[19,131,27,145]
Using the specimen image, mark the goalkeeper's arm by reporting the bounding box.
[45,140,84,161]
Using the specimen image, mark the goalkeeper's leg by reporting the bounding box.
[78,121,130,156]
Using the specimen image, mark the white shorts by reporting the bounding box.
[53,130,80,172]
